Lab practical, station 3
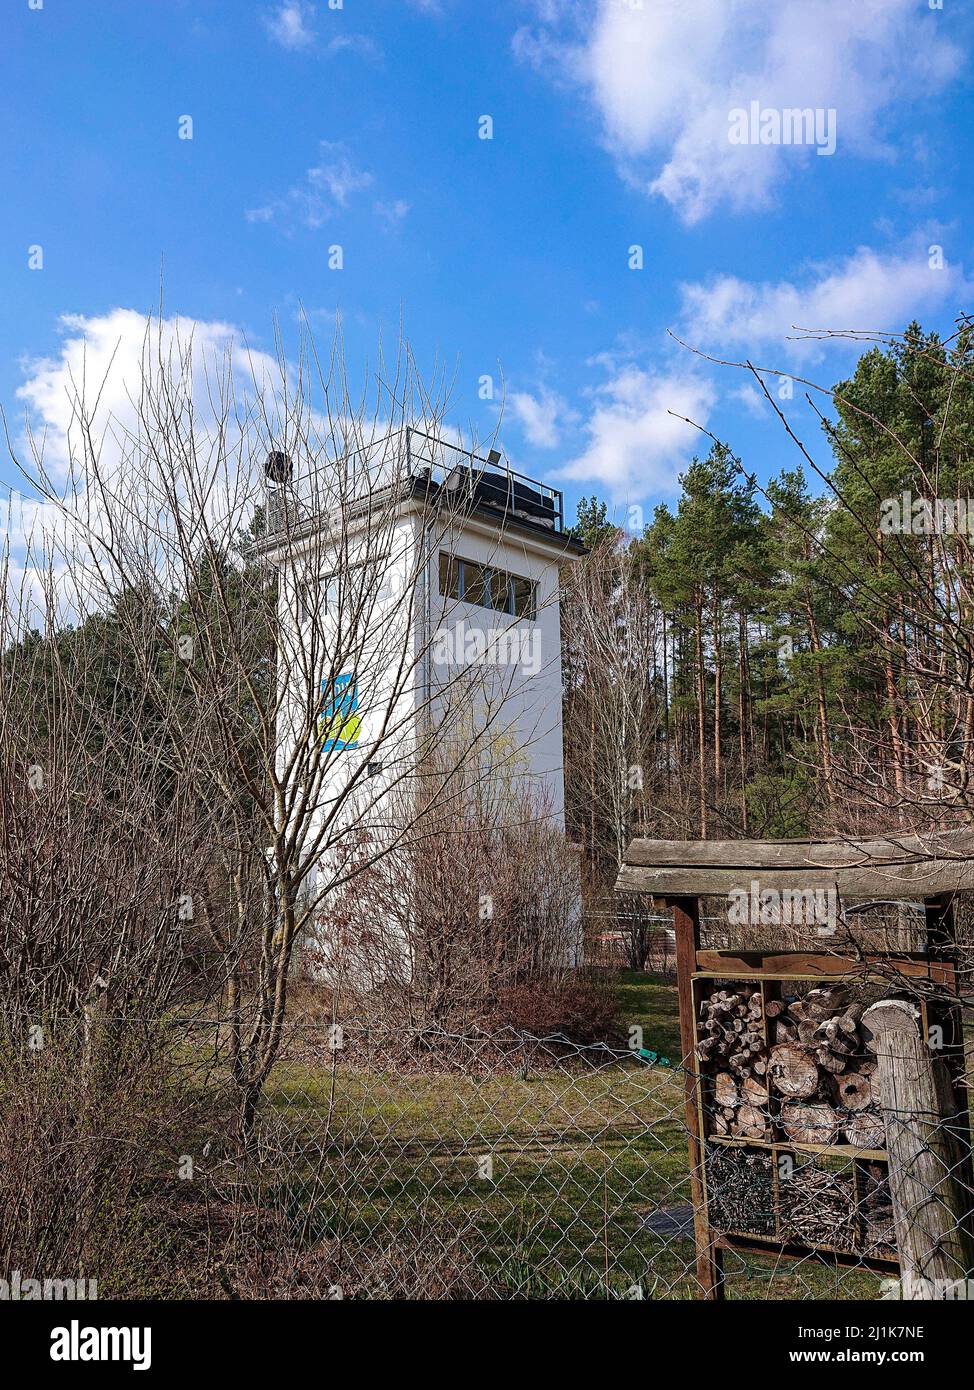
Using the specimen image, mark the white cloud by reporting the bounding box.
[514,0,962,223]
[263,4,381,60]
[14,309,277,482]
[263,1,316,51]
[731,384,767,418]
[245,141,374,229]
[327,33,382,61]
[7,310,287,616]
[679,241,971,362]
[374,198,410,229]
[555,364,715,500]
[308,143,373,209]
[509,387,565,448]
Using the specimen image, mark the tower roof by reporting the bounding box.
[252,427,588,560]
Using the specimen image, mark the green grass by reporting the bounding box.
[240,973,886,1299]
[615,969,683,1062]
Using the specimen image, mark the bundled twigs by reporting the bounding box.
[780,1164,858,1250]
[705,1143,776,1236]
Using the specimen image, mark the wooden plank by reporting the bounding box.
[694,950,951,982]
[623,828,974,870]
[714,1232,898,1275]
[672,895,724,1301]
[616,859,974,899]
[706,1134,888,1161]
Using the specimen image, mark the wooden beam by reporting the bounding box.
[694,950,953,983]
[623,829,974,870]
[616,859,974,899]
[714,1232,898,1276]
[672,895,724,1301]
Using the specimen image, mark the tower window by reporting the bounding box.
[438,552,535,619]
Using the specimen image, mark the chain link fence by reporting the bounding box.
[173,1018,973,1300]
[5,1010,972,1299]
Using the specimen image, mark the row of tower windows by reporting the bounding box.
[438,551,535,620]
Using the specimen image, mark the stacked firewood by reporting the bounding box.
[696,984,771,1139]
[698,981,887,1150]
[766,984,884,1149]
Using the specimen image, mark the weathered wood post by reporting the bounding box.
[82,973,110,1082]
[670,894,724,1300]
[861,998,974,1298]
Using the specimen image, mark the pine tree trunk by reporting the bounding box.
[695,596,707,836]
[712,593,722,803]
[738,609,748,831]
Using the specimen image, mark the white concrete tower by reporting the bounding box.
[258,429,585,975]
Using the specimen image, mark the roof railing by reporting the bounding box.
[404,426,564,533]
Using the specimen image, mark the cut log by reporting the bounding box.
[843,1109,885,1150]
[765,999,785,1018]
[860,999,914,1054]
[813,1019,857,1053]
[698,981,769,1140]
[780,1102,841,1146]
[769,1044,819,1099]
[861,997,974,1297]
[835,1069,873,1111]
[714,1072,738,1110]
[803,985,850,1021]
[816,1048,848,1075]
[742,1075,769,1106]
[736,1103,765,1131]
[774,1018,799,1043]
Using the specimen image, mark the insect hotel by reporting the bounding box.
[616,832,974,1299]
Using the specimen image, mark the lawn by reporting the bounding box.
[245,972,886,1299]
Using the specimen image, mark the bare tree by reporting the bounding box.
[5,316,578,1135]
[563,533,662,966]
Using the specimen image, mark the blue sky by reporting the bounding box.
[2,0,973,532]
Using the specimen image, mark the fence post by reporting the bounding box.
[862,997,974,1297]
[670,894,724,1299]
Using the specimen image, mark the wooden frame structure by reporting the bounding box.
[615,832,974,1299]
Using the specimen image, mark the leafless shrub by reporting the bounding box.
[310,767,583,1029]
[4,317,564,1136]
[0,1018,229,1298]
